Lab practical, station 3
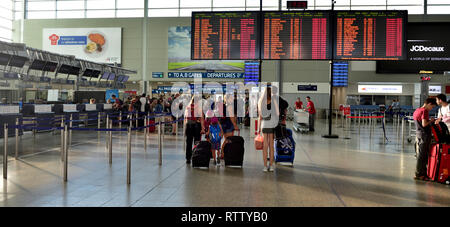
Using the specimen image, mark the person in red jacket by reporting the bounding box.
[305,96,316,132]
[295,97,303,109]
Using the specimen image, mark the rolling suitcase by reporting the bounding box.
[192,140,212,169]
[223,133,245,167]
[275,128,296,165]
[428,144,450,184]
[147,119,155,133]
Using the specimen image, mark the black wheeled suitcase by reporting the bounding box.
[192,141,212,168]
[223,135,245,167]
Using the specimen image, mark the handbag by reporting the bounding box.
[254,134,264,150]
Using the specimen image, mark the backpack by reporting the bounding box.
[209,124,221,144]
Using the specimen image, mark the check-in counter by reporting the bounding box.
[34,104,55,132]
[84,104,99,126]
[0,105,23,138]
[62,104,80,127]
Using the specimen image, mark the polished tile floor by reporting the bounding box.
[0,118,449,207]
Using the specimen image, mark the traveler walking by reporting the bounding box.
[184,95,205,164]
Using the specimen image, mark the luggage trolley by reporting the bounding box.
[292,109,309,133]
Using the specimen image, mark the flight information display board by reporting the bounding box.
[334,11,407,61]
[191,12,260,60]
[262,11,332,60]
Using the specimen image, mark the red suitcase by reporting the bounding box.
[147,119,155,133]
[428,144,450,183]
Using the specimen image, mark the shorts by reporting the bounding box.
[211,141,221,150]
[262,128,275,134]
[221,120,234,133]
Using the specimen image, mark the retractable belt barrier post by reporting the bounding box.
[158,119,162,166]
[119,112,122,128]
[61,118,64,161]
[98,112,101,130]
[144,115,147,152]
[109,120,113,165]
[105,115,109,151]
[3,123,8,179]
[63,124,69,182]
[69,114,73,146]
[15,118,19,160]
[126,126,131,185]
[135,112,138,133]
[401,117,405,149]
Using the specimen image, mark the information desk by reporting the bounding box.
[0,113,23,138]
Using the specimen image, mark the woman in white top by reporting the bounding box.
[436,94,450,129]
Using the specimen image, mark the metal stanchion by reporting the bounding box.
[129,114,132,128]
[126,126,131,185]
[135,112,138,131]
[63,124,69,182]
[61,118,64,161]
[144,115,147,152]
[105,115,109,151]
[98,112,101,129]
[69,114,73,146]
[158,120,162,166]
[383,116,386,144]
[4,123,8,179]
[335,110,338,125]
[401,117,405,149]
[15,118,19,160]
[119,112,122,129]
[109,120,113,165]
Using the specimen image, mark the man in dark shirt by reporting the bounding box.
[413,98,437,181]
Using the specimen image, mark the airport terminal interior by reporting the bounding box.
[0,0,450,207]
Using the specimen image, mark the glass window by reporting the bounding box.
[387,5,423,14]
[335,0,351,6]
[148,8,179,17]
[57,10,85,18]
[117,9,144,17]
[149,0,179,8]
[213,0,245,8]
[2,0,13,10]
[246,0,261,7]
[0,8,13,20]
[180,0,211,8]
[117,0,144,9]
[57,1,85,10]
[86,10,115,18]
[428,0,450,3]
[180,8,211,17]
[0,27,12,39]
[262,0,278,7]
[350,6,388,10]
[213,7,246,11]
[315,0,332,7]
[87,0,116,9]
[351,0,386,5]
[0,18,12,29]
[27,10,56,19]
[27,1,56,11]
[428,6,450,14]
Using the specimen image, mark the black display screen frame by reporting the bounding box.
[191,11,262,60]
[332,10,408,61]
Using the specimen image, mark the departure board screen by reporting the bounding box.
[334,10,407,61]
[191,12,260,60]
[262,11,332,60]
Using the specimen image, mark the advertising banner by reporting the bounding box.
[358,85,403,94]
[43,28,122,64]
[106,89,119,103]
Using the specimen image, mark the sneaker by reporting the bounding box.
[263,167,268,172]
[268,166,275,172]
[216,158,221,166]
